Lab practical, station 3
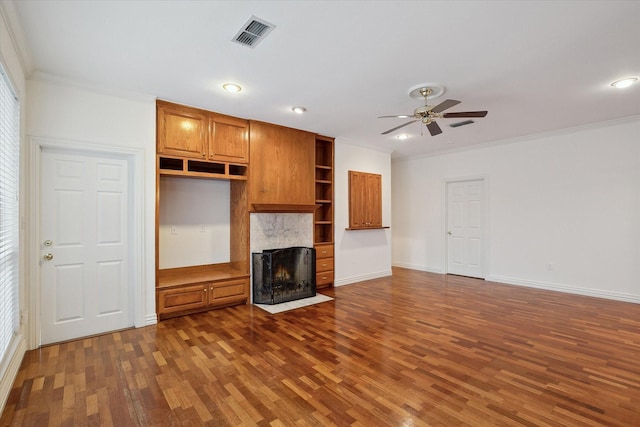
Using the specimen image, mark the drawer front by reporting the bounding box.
[316,257,334,273]
[316,271,334,286]
[158,284,207,314]
[315,243,334,259]
[209,278,248,306]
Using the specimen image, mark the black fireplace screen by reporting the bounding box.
[252,247,316,305]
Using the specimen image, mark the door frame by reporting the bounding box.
[27,136,145,348]
[443,175,490,278]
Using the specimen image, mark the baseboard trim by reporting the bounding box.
[392,262,443,274]
[334,270,392,287]
[489,275,640,304]
[0,334,27,415]
[144,313,158,327]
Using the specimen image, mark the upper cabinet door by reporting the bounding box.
[209,115,249,164]
[157,102,207,159]
[348,170,382,228]
[249,121,315,206]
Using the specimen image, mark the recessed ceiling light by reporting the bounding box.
[223,83,242,93]
[396,134,410,140]
[291,106,307,114]
[611,78,637,89]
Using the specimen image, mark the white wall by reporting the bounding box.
[334,141,392,285]
[25,79,157,324]
[392,118,640,303]
[159,177,230,269]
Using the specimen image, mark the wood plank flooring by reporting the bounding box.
[2,267,639,426]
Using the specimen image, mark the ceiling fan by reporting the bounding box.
[379,87,488,136]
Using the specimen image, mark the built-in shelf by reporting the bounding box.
[157,263,248,289]
[158,155,247,180]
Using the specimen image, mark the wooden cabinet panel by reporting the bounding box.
[208,277,249,307]
[316,257,334,273]
[315,243,334,259]
[157,284,207,315]
[157,102,207,159]
[249,121,315,207]
[314,243,334,288]
[316,271,334,287]
[209,115,248,164]
[348,170,382,229]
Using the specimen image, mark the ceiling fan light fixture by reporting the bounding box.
[223,83,242,93]
[408,83,445,100]
[611,77,637,89]
[291,106,307,114]
[396,134,410,140]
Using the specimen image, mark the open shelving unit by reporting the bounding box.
[314,135,335,288]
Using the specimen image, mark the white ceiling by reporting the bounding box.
[7,0,640,158]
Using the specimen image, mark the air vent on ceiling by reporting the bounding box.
[232,16,276,48]
[450,120,475,128]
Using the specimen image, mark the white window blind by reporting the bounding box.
[0,63,20,365]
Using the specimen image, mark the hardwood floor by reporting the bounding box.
[2,268,639,426]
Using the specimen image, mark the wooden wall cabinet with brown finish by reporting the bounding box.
[156,100,250,319]
[157,101,208,159]
[348,170,385,229]
[248,121,315,211]
[209,114,249,164]
[158,100,249,164]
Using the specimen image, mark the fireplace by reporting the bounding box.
[252,247,316,304]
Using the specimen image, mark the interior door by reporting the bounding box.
[446,179,485,278]
[40,149,132,344]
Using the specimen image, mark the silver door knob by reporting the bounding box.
[43,253,53,261]
[447,231,452,235]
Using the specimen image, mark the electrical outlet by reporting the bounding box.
[171,225,177,235]
[546,263,554,272]
[200,224,205,232]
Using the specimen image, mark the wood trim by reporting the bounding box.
[251,204,319,213]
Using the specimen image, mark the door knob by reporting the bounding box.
[447,231,452,235]
[43,253,53,261]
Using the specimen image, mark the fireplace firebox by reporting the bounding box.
[252,247,316,305]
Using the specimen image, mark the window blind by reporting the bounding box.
[0,63,20,365]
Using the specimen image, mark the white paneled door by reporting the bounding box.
[446,179,485,278]
[40,149,132,345]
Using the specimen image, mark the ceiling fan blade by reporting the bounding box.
[426,121,442,136]
[378,115,413,119]
[443,111,488,118]
[431,99,461,113]
[381,120,417,135]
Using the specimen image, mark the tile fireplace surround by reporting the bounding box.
[250,213,314,303]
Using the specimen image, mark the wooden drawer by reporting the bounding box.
[208,277,248,306]
[315,243,334,259]
[158,284,206,314]
[316,257,334,273]
[316,271,334,286]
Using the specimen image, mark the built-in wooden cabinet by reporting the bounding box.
[314,136,334,287]
[156,100,250,319]
[315,243,334,289]
[156,100,337,315]
[348,170,383,229]
[248,121,316,211]
[314,135,334,245]
[157,266,249,319]
[209,114,249,164]
[157,101,208,159]
[157,100,249,164]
